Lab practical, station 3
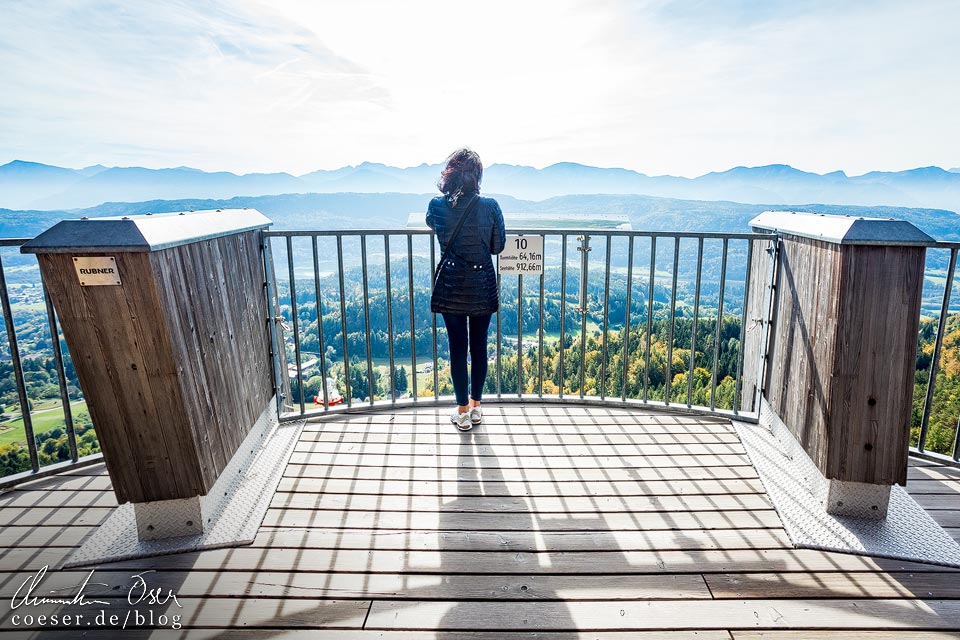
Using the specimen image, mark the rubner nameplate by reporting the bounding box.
[73,256,121,286]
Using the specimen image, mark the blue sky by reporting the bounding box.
[1,0,957,177]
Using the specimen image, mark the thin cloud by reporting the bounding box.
[0,0,956,176]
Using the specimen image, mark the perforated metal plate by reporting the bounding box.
[64,400,303,568]
[733,400,960,568]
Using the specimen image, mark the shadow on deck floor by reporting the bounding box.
[2,404,960,638]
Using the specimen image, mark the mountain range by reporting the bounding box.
[2,160,959,212]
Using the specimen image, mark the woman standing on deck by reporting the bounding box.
[426,148,506,431]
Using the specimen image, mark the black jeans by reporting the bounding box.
[441,313,493,406]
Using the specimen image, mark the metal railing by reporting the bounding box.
[262,228,775,423]
[914,241,960,461]
[1,227,956,485]
[0,239,102,489]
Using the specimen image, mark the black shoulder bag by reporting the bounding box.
[431,194,480,305]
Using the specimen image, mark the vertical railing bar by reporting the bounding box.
[559,234,567,399]
[336,235,352,407]
[664,236,680,405]
[733,238,754,416]
[407,235,418,402]
[538,261,545,398]
[517,272,523,398]
[578,234,590,399]
[496,271,502,398]
[42,280,77,462]
[600,235,612,399]
[621,235,634,402]
[920,246,957,451]
[0,251,39,472]
[262,237,284,416]
[285,236,305,416]
[311,237,329,411]
[384,234,396,404]
[643,236,657,403]
[687,237,704,408]
[954,411,960,461]
[430,237,439,399]
[711,238,729,411]
[360,235,374,405]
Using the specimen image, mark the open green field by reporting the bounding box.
[0,400,88,446]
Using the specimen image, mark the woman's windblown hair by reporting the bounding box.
[438,148,483,207]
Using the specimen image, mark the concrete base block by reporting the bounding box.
[820,479,891,519]
[133,496,204,539]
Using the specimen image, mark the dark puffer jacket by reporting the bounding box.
[426,194,506,316]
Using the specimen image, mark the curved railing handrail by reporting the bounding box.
[263,227,775,424]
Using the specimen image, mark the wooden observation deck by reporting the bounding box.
[4,404,960,638]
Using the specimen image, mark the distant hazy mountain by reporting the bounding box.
[2,191,957,244]
[2,159,960,212]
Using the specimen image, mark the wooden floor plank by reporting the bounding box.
[0,546,74,572]
[275,476,767,497]
[0,569,712,601]
[263,507,783,531]
[307,406,730,421]
[2,474,113,492]
[921,511,960,528]
[911,494,960,510]
[248,527,792,552]
[0,489,118,509]
[365,598,960,631]
[910,458,946,467]
[88,547,956,574]
[41,463,109,477]
[904,479,960,495]
[303,422,738,435]
[2,528,790,557]
[909,466,960,481]
[268,492,773,514]
[286,452,752,469]
[0,596,370,630]
[0,525,95,548]
[283,464,760,482]
[0,507,112,527]
[706,571,960,599]
[292,441,747,457]
[300,431,744,445]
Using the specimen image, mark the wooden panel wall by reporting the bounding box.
[38,253,204,504]
[38,230,273,504]
[828,245,924,485]
[765,236,842,475]
[151,231,274,493]
[765,235,924,487]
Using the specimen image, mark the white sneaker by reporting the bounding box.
[469,406,482,425]
[450,410,472,431]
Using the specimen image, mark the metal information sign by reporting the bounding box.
[73,256,122,286]
[498,235,544,275]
